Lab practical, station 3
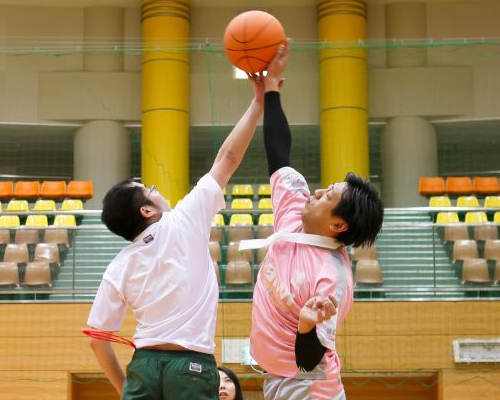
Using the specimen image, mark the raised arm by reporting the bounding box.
[209,75,264,189]
[263,41,291,176]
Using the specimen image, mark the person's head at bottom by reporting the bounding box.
[218,366,244,400]
[302,172,384,247]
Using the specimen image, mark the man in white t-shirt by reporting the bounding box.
[86,46,289,400]
[250,41,384,399]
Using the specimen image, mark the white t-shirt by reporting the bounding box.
[87,173,225,354]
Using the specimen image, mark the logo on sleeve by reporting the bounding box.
[189,362,202,373]
[143,234,154,244]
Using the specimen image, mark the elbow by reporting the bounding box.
[217,148,240,170]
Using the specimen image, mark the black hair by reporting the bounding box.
[101,180,154,241]
[332,173,384,248]
[217,366,244,400]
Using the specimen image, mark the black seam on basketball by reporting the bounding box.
[225,39,286,52]
[228,15,281,44]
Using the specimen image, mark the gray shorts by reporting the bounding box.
[263,373,347,400]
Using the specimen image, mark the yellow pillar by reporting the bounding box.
[141,0,190,204]
[318,0,369,186]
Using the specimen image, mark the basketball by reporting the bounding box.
[224,10,286,74]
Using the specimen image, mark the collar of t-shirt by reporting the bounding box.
[239,231,342,251]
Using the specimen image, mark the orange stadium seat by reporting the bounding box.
[0,181,14,199]
[473,177,500,195]
[14,181,40,199]
[41,181,67,199]
[446,177,473,196]
[418,177,445,196]
[67,181,93,199]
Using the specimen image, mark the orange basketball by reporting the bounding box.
[224,10,286,74]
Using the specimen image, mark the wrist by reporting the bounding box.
[298,320,315,334]
[265,77,281,92]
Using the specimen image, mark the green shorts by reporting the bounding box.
[121,349,218,400]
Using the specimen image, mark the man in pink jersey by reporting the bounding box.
[249,42,384,399]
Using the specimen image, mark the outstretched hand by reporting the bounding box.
[298,294,338,334]
[264,38,291,92]
[247,73,265,104]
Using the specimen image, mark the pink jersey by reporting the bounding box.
[251,167,353,392]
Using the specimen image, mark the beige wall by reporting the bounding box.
[0,1,498,124]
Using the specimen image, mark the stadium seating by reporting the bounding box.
[60,199,83,211]
[14,228,39,247]
[464,212,488,224]
[34,243,60,267]
[225,261,253,285]
[228,214,254,242]
[258,184,271,197]
[443,225,469,243]
[257,198,272,210]
[0,261,19,287]
[3,244,29,266]
[257,246,269,263]
[419,177,445,196]
[354,259,383,285]
[0,181,14,199]
[230,198,253,210]
[436,212,460,224]
[231,184,253,198]
[210,214,224,243]
[26,215,49,228]
[484,240,500,261]
[40,181,67,199]
[428,196,452,207]
[0,215,20,228]
[53,215,76,227]
[208,241,221,263]
[33,200,56,212]
[67,181,93,199]
[44,228,69,249]
[14,181,40,199]
[495,212,500,224]
[456,196,479,208]
[473,177,500,195]
[473,225,498,242]
[352,245,378,261]
[6,200,29,212]
[212,260,221,285]
[452,240,478,262]
[494,261,500,285]
[446,177,473,195]
[226,242,253,263]
[0,230,10,246]
[484,196,500,208]
[461,258,491,284]
[257,213,274,239]
[23,261,52,287]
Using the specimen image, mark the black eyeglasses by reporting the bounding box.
[147,184,157,197]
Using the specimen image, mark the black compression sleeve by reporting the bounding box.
[295,327,327,372]
[263,91,291,176]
